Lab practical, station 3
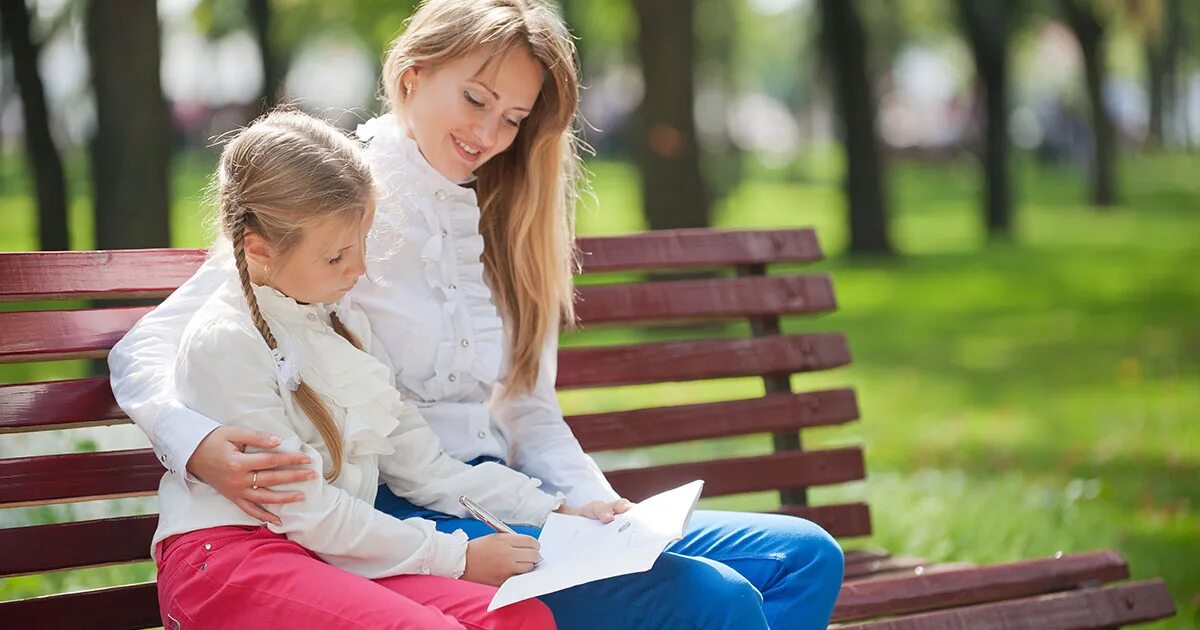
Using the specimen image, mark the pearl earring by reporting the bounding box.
[405,82,413,95]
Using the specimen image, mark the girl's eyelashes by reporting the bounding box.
[328,254,344,265]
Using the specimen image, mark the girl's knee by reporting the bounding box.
[484,598,555,630]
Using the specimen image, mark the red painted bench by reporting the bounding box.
[0,228,1177,627]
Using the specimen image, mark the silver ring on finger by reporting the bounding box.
[251,470,259,490]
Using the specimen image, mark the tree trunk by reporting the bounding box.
[1146,38,1165,147]
[1161,0,1182,146]
[959,0,1012,240]
[249,0,284,114]
[817,0,894,256]
[557,0,589,78]
[632,0,710,230]
[696,0,743,202]
[1,0,70,251]
[1060,0,1116,208]
[86,0,172,250]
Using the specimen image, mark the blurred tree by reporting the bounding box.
[695,0,743,202]
[632,0,710,230]
[557,0,591,76]
[87,0,172,249]
[249,0,283,113]
[193,0,285,115]
[817,0,894,256]
[1,0,69,251]
[1128,0,1182,147]
[553,0,637,157]
[958,0,1015,241]
[193,0,418,117]
[1059,0,1117,207]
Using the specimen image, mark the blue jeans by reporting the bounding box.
[374,467,843,629]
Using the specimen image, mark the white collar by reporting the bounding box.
[356,113,478,195]
[251,283,331,327]
[248,283,354,392]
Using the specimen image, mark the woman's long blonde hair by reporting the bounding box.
[383,0,581,394]
[216,109,374,481]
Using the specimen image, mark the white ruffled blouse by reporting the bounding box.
[151,273,561,580]
[351,114,618,505]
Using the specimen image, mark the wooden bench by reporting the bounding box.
[0,228,1177,628]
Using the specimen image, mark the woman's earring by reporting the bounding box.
[405,82,413,96]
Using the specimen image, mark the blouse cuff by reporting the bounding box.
[433,528,470,579]
[517,489,566,528]
[152,403,221,489]
[562,469,621,506]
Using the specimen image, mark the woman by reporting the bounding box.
[110,1,843,628]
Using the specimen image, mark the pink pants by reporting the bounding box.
[155,526,554,629]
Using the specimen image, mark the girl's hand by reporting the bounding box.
[462,533,542,586]
[555,498,634,523]
[187,425,316,525]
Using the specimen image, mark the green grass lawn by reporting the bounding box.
[2,148,1197,627]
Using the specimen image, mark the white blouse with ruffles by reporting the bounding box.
[151,272,562,579]
[351,114,617,506]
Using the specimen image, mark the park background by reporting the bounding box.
[0,0,1196,627]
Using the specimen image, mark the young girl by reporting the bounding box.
[150,109,556,628]
[112,1,844,628]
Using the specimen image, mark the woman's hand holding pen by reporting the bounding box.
[555,498,634,524]
[462,533,542,586]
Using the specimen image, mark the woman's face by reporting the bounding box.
[401,46,545,183]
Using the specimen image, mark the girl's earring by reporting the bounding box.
[263,263,272,274]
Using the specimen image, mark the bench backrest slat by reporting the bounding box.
[573,275,837,324]
[0,377,126,433]
[0,379,860,445]
[0,515,159,577]
[0,230,823,303]
[0,307,152,364]
[1,444,865,508]
[0,449,163,507]
[606,448,865,500]
[0,250,209,302]
[0,277,838,364]
[0,583,162,630]
[567,389,858,451]
[557,333,850,389]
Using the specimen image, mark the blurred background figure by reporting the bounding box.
[0,1,1196,626]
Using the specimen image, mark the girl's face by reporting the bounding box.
[247,207,375,305]
[402,46,545,183]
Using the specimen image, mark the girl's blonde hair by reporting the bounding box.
[383,0,581,394]
[216,108,374,481]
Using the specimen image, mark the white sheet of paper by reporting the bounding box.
[488,480,704,611]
